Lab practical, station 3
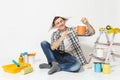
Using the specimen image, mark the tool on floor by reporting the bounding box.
[12,60,20,67]
[21,66,33,75]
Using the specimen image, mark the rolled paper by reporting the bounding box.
[24,55,29,63]
[21,52,28,63]
[21,66,33,75]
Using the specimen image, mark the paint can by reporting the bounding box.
[96,48,104,57]
[102,63,110,74]
[28,53,36,66]
[94,62,102,72]
[77,26,86,35]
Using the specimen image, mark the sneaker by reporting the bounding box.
[48,62,60,75]
[39,63,51,69]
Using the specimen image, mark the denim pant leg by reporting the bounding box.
[41,41,81,72]
[58,53,81,72]
[40,41,56,63]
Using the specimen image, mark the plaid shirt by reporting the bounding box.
[51,27,88,65]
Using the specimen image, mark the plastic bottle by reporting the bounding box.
[18,54,24,63]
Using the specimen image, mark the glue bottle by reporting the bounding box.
[18,54,24,63]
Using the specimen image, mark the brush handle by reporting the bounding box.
[12,60,20,67]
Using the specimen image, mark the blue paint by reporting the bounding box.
[94,62,102,72]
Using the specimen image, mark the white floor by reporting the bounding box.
[0,56,120,80]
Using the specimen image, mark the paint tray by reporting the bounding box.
[2,63,31,74]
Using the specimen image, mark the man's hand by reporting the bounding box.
[60,30,68,41]
[81,17,89,25]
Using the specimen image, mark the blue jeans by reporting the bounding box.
[40,41,81,72]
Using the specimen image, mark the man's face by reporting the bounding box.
[54,18,66,30]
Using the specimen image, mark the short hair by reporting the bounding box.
[50,16,68,30]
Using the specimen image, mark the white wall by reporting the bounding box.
[0,0,119,64]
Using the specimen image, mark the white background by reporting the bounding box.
[0,0,120,64]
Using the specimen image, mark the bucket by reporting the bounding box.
[102,63,110,74]
[94,62,102,72]
[96,48,104,57]
[77,26,86,35]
